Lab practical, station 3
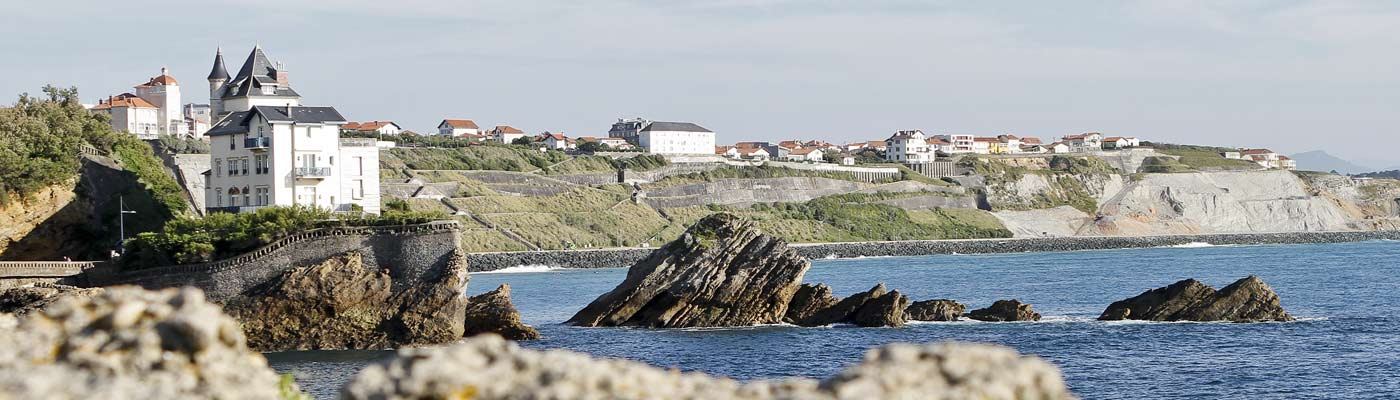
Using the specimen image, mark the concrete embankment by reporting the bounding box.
[464,230,1400,271]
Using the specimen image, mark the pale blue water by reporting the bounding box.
[269,241,1400,399]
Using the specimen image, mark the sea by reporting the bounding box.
[267,240,1400,399]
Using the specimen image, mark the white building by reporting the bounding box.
[638,121,716,155]
[931,134,975,154]
[543,133,574,150]
[203,46,379,215]
[185,103,212,137]
[784,148,825,162]
[884,130,936,163]
[1061,133,1104,153]
[1103,136,1140,149]
[491,125,526,144]
[93,94,161,139]
[344,121,401,135]
[438,119,479,136]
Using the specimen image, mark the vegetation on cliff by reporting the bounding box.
[646,164,894,188]
[961,155,1115,214]
[383,146,572,172]
[0,86,118,206]
[1145,142,1261,170]
[123,206,447,268]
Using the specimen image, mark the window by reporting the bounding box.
[228,158,238,176]
[352,179,364,199]
[214,159,222,177]
[229,136,234,150]
[254,155,268,174]
[257,125,264,137]
[241,158,248,175]
[229,187,240,206]
[306,127,313,138]
[215,188,222,207]
[242,186,250,207]
[255,187,269,206]
[353,156,363,175]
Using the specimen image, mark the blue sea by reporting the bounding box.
[268,241,1400,399]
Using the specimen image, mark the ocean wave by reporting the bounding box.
[476,265,564,274]
[1166,242,1217,248]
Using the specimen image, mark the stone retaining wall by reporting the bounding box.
[464,230,1400,271]
[80,222,463,301]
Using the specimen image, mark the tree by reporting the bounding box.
[577,141,609,152]
[511,137,533,146]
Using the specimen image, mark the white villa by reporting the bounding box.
[784,148,825,162]
[884,130,936,163]
[93,67,188,139]
[1103,136,1141,149]
[608,118,716,155]
[1227,149,1296,170]
[1062,133,1104,153]
[438,119,480,136]
[203,45,380,215]
[185,103,212,137]
[491,125,526,143]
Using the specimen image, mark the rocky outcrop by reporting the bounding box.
[783,283,838,324]
[1100,276,1294,322]
[906,299,965,322]
[794,283,909,327]
[464,284,539,340]
[568,213,810,328]
[0,284,103,317]
[342,335,1075,400]
[224,250,471,351]
[968,299,1041,322]
[0,286,294,399]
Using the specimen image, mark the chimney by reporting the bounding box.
[274,62,288,86]
[161,66,169,76]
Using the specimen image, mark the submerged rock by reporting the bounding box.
[568,213,810,328]
[225,250,472,351]
[341,335,1076,400]
[464,284,539,340]
[0,283,103,317]
[906,299,966,322]
[0,286,292,399]
[784,283,839,324]
[1100,276,1293,322]
[968,299,1042,322]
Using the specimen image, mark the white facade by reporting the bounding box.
[132,68,187,137]
[884,130,936,163]
[785,149,825,162]
[184,103,212,138]
[100,100,161,139]
[438,119,480,136]
[543,134,573,150]
[637,121,716,155]
[1062,133,1104,153]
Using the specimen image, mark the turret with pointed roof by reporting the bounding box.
[207,44,301,118]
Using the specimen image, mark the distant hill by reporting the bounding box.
[1289,151,1373,174]
[1354,170,1400,179]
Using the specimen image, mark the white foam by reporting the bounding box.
[1168,242,1216,248]
[477,265,563,274]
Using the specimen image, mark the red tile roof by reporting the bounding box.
[92,94,157,110]
[137,74,178,87]
[789,148,819,155]
[442,119,479,129]
[494,125,523,134]
[1241,149,1275,155]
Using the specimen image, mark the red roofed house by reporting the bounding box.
[438,119,480,136]
[784,148,826,162]
[1231,149,1294,170]
[738,147,771,160]
[343,121,401,135]
[491,125,526,144]
[93,93,161,138]
[716,146,739,158]
[1103,136,1140,150]
[543,132,574,150]
[1061,133,1104,153]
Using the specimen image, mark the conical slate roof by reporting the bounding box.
[208,48,229,80]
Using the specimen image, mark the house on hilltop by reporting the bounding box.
[885,130,935,163]
[438,119,480,136]
[93,67,188,138]
[1061,133,1104,153]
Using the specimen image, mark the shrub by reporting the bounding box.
[155,134,210,154]
[113,135,188,217]
[0,86,119,205]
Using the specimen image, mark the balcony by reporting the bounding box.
[295,167,333,178]
[244,136,271,150]
[207,206,265,214]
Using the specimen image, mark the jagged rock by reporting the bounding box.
[568,213,810,328]
[1100,276,1294,322]
[0,283,104,317]
[795,283,886,327]
[968,299,1042,322]
[906,299,966,322]
[0,286,294,399]
[851,290,910,328]
[224,250,470,351]
[341,335,1076,400]
[784,283,838,324]
[464,284,539,340]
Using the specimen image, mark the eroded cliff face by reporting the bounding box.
[992,170,1390,237]
[0,156,170,260]
[0,183,81,259]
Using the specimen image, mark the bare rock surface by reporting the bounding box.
[783,283,838,324]
[794,283,887,327]
[464,284,540,340]
[968,299,1042,322]
[568,213,810,328]
[341,335,1076,400]
[906,299,966,322]
[0,286,292,399]
[851,290,910,328]
[224,250,471,351]
[1099,276,1294,322]
[0,283,104,317]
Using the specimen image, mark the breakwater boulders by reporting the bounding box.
[0,286,295,399]
[968,299,1042,322]
[341,335,1076,400]
[906,299,966,322]
[568,213,810,328]
[1099,276,1293,322]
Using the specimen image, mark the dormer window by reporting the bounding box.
[261,86,274,95]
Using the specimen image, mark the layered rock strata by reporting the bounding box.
[568,213,810,328]
[783,283,838,324]
[0,286,294,399]
[342,335,1076,400]
[792,283,910,328]
[968,299,1042,322]
[906,299,966,322]
[1099,276,1293,322]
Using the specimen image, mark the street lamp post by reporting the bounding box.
[118,196,137,254]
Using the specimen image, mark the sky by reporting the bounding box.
[3,0,1398,166]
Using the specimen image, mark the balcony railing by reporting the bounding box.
[245,136,271,149]
[295,167,333,178]
[206,206,265,214]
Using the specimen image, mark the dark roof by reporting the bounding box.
[221,46,299,99]
[641,121,711,133]
[206,106,347,136]
[208,49,230,80]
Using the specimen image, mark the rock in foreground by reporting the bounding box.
[1099,276,1294,322]
[0,283,103,317]
[906,299,966,322]
[342,335,1075,400]
[568,213,810,328]
[224,250,471,351]
[464,284,539,340]
[968,299,1041,322]
[0,286,292,399]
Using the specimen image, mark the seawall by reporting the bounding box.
[464,230,1400,271]
[79,221,462,302]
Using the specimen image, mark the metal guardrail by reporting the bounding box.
[244,136,271,149]
[0,261,102,278]
[296,167,332,177]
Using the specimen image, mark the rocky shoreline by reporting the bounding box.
[466,230,1400,271]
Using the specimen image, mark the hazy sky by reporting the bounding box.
[3,1,1398,165]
